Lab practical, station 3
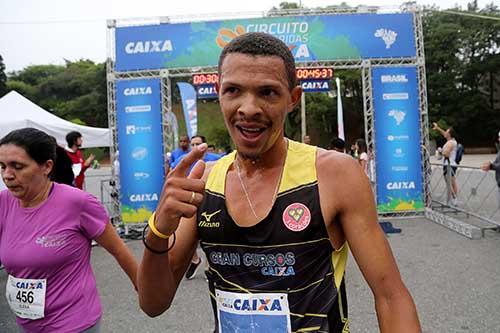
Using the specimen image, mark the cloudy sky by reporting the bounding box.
[0,0,493,72]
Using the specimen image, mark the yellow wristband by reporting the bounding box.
[148,212,171,240]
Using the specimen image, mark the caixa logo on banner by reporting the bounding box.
[129,193,159,202]
[386,181,416,190]
[124,86,152,96]
[125,40,173,54]
[131,147,148,160]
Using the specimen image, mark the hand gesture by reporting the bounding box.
[432,122,438,130]
[154,143,207,236]
[85,154,95,167]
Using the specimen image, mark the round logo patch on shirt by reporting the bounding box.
[282,203,311,232]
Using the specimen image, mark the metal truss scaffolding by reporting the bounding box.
[106,7,431,223]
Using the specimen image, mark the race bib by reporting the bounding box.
[216,289,291,333]
[6,275,46,320]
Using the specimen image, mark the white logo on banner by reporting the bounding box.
[386,181,415,190]
[394,148,405,158]
[374,29,398,49]
[130,193,159,202]
[388,135,410,141]
[383,93,409,100]
[134,172,150,180]
[125,105,151,113]
[131,147,148,160]
[124,87,152,96]
[381,75,408,83]
[125,40,173,54]
[388,109,406,125]
[126,125,152,135]
[392,166,409,172]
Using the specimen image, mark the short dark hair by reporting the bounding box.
[191,135,207,143]
[66,131,82,147]
[0,127,56,165]
[218,32,297,90]
[330,137,345,150]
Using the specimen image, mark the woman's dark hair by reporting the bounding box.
[0,127,56,165]
[52,146,75,185]
[355,138,367,153]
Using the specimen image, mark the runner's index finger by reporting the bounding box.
[172,143,207,176]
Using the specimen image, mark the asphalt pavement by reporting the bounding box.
[1,217,500,332]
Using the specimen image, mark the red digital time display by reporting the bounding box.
[192,73,219,85]
[296,67,334,80]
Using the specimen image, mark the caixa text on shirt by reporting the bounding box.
[209,251,296,277]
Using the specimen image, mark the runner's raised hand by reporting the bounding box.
[154,143,207,236]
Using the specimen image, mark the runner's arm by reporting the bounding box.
[138,146,211,316]
[138,215,199,316]
[318,153,421,332]
[95,222,138,290]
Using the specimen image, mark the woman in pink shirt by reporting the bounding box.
[0,128,138,333]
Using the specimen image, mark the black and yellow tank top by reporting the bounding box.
[197,140,349,333]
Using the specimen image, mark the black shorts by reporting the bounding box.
[443,165,457,176]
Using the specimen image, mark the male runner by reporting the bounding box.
[138,32,420,332]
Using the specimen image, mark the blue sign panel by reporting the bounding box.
[372,67,423,212]
[300,79,330,92]
[115,13,416,71]
[177,82,198,139]
[116,79,164,223]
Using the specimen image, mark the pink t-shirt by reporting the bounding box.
[0,183,108,333]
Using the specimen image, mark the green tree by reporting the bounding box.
[424,5,500,146]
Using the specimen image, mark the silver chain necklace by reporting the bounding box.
[234,148,286,222]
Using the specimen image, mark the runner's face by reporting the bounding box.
[0,144,52,201]
[218,53,301,160]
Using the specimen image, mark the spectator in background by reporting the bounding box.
[433,122,458,204]
[207,144,216,153]
[52,145,75,186]
[329,137,346,153]
[303,135,311,145]
[65,131,95,190]
[169,135,190,169]
[355,138,369,175]
[481,130,500,209]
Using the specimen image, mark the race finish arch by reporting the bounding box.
[106,7,432,226]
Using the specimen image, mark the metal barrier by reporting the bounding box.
[430,162,500,236]
[83,170,120,225]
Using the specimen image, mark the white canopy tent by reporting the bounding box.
[0,91,110,148]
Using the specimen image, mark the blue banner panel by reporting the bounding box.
[300,79,330,92]
[196,84,218,99]
[115,13,416,71]
[372,67,423,212]
[177,82,198,138]
[116,79,164,223]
